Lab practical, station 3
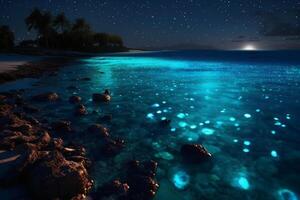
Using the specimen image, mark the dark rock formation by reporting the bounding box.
[75,104,88,116]
[92,90,111,103]
[69,95,82,104]
[32,92,59,102]
[180,144,212,163]
[51,120,72,133]
[87,124,109,138]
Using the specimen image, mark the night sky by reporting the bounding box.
[0,0,300,50]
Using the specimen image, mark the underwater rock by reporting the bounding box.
[180,144,212,163]
[94,179,129,199]
[126,160,159,200]
[69,95,82,104]
[51,120,72,133]
[87,124,109,138]
[75,104,88,116]
[27,151,93,200]
[102,138,125,156]
[92,90,111,103]
[32,92,59,102]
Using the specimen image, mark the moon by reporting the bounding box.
[242,44,256,51]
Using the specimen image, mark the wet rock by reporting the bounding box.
[51,120,72,133]
[126,160,159,200]
[27,151,93,200]
[94,179,129,199]
[92,90,111,103]
[69,95,82,104]
[75,104,88,116]
[180,144,212,163]
[87,124,109,138]
[32,92,59,102]
[102,138,125,156]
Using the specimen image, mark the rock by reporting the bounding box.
[75,104,88,116]
[87,124,109,138]
[94,179,129,199]
[92,91,111,103]
[27,151,93,200]
[32,92,59,102]
[51,120,72,133]
[126,160,159,200]
[102,138,125,156]
[69,96,82,104]
[180,144,212,163]
[0,150,23,186]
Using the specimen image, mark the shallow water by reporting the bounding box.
[1,51,300,199]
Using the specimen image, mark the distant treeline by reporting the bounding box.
[0,8,126,52]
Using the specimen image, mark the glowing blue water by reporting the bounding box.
[1,51,300,199]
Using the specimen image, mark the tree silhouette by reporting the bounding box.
[0,25,14,50]
[53,13,70,33]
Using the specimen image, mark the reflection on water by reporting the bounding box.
[1,51,300,199]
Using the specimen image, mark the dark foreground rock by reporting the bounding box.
[69,95,82,104]
[75,104,88,116]
[180,144,212,163]
[32,92,59,102]
[92,90,111,103]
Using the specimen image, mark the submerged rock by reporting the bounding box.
[180,144,212,163]
[92,90,111,103]
[94,179,129,199]
[87,124,109,138]
[102,138,125,156]
[75,104,88,116]
[69,95,82,104]
[32,92,59,102]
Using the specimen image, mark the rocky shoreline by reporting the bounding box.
[0,73,212,199]
[0,56,75,84]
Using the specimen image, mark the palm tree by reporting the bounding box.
[0,25,14,50]
[53,13,70,33]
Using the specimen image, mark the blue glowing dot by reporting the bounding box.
[256,109,261,112]
[216,121,223,125]
[201,128,215,135]
[179,121,188,128]
[163,109,168,113]
[244,113,252,118]
[271,150,278,158]
[152,103,160,108]
[274,117,279,121]
[199,122,204,126]
[146,113,154,119]
[172,171,190,190]
[281,124,286,128]
[229,117,236,122]
[161,117,167,120]
[177,113,186,119]
[243,148,250,153]
[156,110,162,114]
[204,120,210,124]
[234,123,240,127]
[238,177,250,190]
[162,101,166,104]
[190,125,197,129]
[243,141,251,146]
[275,122,282,126]
[233,139,238,143]
[277,189,298,200]
[271,130,276,135]
[220,109,226,113]
[171,128,176,132]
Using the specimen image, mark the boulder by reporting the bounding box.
[180,144,212,163]
[75,104,88,116]
[92,90,111,103]
[32,92,59,102]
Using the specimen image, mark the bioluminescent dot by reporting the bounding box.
[243,148,250,153]
[190,125,197,129]
[275,122,282,126]
[162,101,166,104]
[281,124,286,128]
[146,113,154,119]
[238,177,250,190]
[172,170,190,190]
[243,141,251,146]
[204,120,210,124]
[179,121,188,128]
[274,117,279,121]
[233,139,238,143]
[244,113,252,118]
[163,109,168,113]
[201,128,215,135]
[271,130,276,135]
[155,151,174,160]
[152,103,160,108]
[256,109,261,112]
[229,117,236,122]
[199,122,204,126]
[190,98,195,101]
[220,108,226,113]
[156,110,162,114]
[271,150,278,158]
[234,123,240,127]
[171,128,176,132]
[190,106,194,109]
[161,117,167,120]
[277,189,298,200]
[177,113,186,119]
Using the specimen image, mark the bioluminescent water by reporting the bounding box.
[1,50,300,199]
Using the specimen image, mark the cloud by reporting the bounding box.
[258,9,300,37]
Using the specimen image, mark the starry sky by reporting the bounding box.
[0,0,300,50]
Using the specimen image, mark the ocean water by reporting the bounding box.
[1,50,300,199]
